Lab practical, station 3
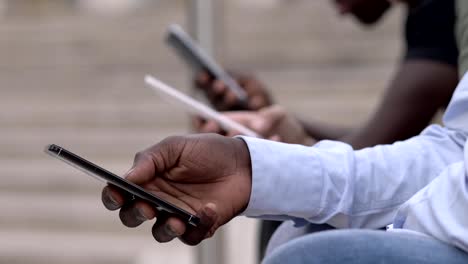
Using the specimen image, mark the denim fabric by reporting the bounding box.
[264,224,468,264]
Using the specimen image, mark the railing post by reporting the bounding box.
[185,1,226,264]
[0,0,5,17]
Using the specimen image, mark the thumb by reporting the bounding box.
[268,134,282,142]
[252,105,285,135]
[125,136,187,185]
[124,153,157,185]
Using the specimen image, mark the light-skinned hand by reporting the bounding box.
[194,105,315,146]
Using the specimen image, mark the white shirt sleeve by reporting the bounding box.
[240,124,465,228]
[393,158,468,252]
[388,72,468,252]
[240,73,468,229]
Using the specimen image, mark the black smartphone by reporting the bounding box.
[166,24,248,107]
[45,144,200,227]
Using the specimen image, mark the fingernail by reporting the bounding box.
[164,225,178,237]
[108,194,119,207]
[134,207,148,222]
[104,188,120,208]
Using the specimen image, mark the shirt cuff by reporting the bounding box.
[237,136,323,219]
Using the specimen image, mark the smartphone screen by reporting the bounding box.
[45,144,200,227]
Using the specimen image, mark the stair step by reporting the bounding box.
[0,229,193,264]
[0,102,189,128]
[0,128,185,159]
[1,159,130,193]
[0,192,139,232]
[0,191,258,264]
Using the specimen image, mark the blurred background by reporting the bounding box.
[0,0,402,263]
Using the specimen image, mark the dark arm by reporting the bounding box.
[302,59,458,149]
[300,119,351,142]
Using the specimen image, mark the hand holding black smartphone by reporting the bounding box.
[166,24,249,108]
[45,144,200,227]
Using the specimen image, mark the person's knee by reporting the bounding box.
[263,229,468,264]
[264,221,298,256]
[264,230,404,264]
[264,222,335,259]
[263,230,346,264]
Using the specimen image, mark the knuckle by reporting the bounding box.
[162,135,184,146]
[134,149,155,164]
[133,151,146,162]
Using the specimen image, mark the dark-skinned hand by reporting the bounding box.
[101,134,252,245]
[194,71,273,111]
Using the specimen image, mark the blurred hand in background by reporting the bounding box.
[193,105,315,146]
[194,71,273,111]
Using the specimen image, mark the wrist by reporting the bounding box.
[233,137,253,214]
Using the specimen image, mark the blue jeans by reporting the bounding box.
[263,222,468,264]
